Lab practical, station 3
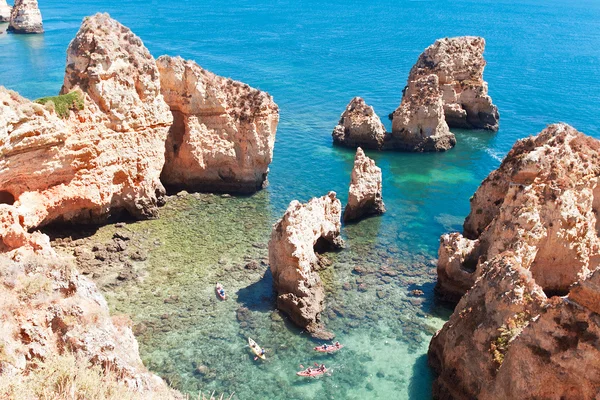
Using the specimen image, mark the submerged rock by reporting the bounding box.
[390,74,455,152]
[7,0,43,34]
[343,147,385,222]
[332,97,386,150]
[0,0,11,22]
[429,124,600,399]
[268,192,344,335]
[411,36,499,131]
[156,55,279,194]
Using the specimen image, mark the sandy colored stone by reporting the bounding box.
[0,0,11,22]
[411,36,499,131]
[430,123,600,399]
[343,147,385,222]
[332,97,386,150]
[269,192,344,335]
[390,74,455,152]
[7,0,42,34]
[156,55,279,193]
[0,14,173,242]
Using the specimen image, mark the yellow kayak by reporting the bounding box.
[248,337,266,360]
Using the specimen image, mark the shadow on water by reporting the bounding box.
[236,268,276,313]
[408,354,434,400]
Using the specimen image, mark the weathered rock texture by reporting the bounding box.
[429,124,600,399]
[0,235,178,397]
[390,74,455,152]
[413,36,499,131]
[7,0,42,34]
[0,14,172,242]
[156,55,279,193]
[269,192,344,336]
[332,97,386,150]
[390,36,498,152]
[0,0,11,22]
[343,147,385,222]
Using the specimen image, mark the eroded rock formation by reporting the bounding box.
[332,97,386,150]
[343,147,385,222]
[7,0,42,34]
[390,74,455,152]
[0,0,11,22]
[0,14,173,242]
[411,36,499,131]
[157,55,279,193]
[269,192,344,337]
[430,124,600,399]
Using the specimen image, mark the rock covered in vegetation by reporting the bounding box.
[0,0,11,22]
[332,97,386,150]
[269,192,344,336]
[343,147,385,222]
[429,124,600,399]
[156,55,279,193]
[390,74,455,152]
[7,0,43,34]
[412,36,499,131]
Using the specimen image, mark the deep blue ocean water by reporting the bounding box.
[1,1,599,398]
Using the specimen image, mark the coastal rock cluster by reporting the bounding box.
[0,13,279,248]
[7,0,43,34]
[429,124,600,399]
[344,148,385,222]
[333,36,498,152]
[157,55,279,193]
[269,192,344,338]
[0,0,11,22]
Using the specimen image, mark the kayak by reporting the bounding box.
[297,367,328,377]
[314,344,343,353]
[215,283,227,300]
[248,337,266,360]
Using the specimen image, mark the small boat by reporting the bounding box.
[248,337,266,360]
[215,283,227,300]
[313,343,344,353]
[297,366,328,377]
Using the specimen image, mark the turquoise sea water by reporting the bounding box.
[2,0,600,398]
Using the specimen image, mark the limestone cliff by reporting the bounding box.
[343,147,385,222]
[7,0,42,34]
[0,14,173,240]
[332,97,386,150]
[0,0,11,22]
[269,192,344,337]
[429,124,600,399]
[157,55,279,193]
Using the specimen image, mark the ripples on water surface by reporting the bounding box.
[2,0,600,398]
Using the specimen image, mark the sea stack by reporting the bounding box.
[332,97,386,150]
[7,0,43,34]
[156,56,279,194]
[0,0,11,22]
[268,192,344,338]
[429,124,600,399]
[390,74,456,152]
[343,148,385,222]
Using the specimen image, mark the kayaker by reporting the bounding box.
[334,341,340,348]
[323,344,328,350]
[219,289,225,296]
[261,349,265,356]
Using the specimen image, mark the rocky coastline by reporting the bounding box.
[429,124,600,399]
[7,0,43,34]
[0,0,11,22]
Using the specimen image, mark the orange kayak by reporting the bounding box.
[297,367,328,377]
[314,344,343,353]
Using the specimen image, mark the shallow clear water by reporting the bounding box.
[2,0,600,398]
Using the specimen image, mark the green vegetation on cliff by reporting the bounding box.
[34,90,84,119]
